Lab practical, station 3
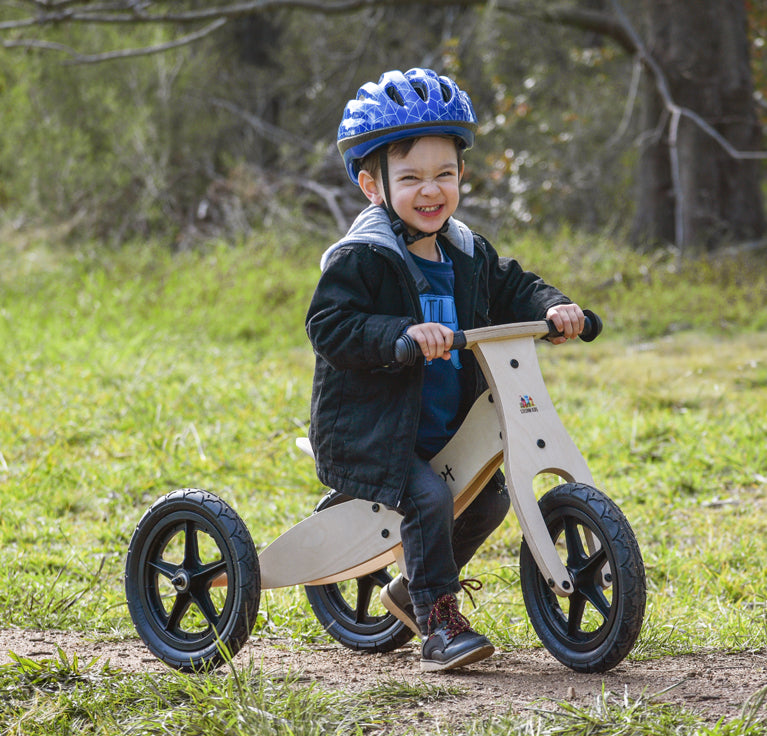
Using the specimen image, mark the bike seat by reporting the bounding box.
[296,437,314,459]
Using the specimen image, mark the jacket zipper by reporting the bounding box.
[369,243,424,507]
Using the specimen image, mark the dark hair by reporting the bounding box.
[359,136,464,181]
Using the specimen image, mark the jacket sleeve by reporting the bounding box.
[481,236,571,324]
[305,244,415,371]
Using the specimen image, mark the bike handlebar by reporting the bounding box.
[394,309,602,366]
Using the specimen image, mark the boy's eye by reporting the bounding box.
[398,172,455,182]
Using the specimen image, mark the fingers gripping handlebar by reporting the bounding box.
[393,310,602,366]
[566,309,602,342]
[394,330,468,366]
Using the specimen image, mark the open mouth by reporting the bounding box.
[415,204,444,215]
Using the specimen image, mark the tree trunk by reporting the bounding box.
[633,0,765,252]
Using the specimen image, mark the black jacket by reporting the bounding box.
[305,205,570,508]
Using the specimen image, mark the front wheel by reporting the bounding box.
[125,489,260,671]
[520,483,646,673]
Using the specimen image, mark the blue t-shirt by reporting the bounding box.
[412,248,463,458]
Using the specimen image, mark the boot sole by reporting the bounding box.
[380,587,421,636]
[420,643,494,673]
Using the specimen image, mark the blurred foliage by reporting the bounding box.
[0,3,764,248]
[748,0,767,125]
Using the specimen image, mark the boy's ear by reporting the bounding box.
[358,170,384,205]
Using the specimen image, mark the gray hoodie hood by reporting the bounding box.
[320,204,474,271]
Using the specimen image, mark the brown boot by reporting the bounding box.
[380,574,419,635]
[420,593,494,672]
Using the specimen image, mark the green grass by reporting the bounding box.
[1,230,766,733]
[0,648,377,735]
[458,686,767,735]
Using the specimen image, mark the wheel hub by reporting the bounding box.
[171,569,191,593]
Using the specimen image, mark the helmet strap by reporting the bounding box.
[378,150,432,295]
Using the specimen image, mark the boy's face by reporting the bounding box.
[359,136,463,237]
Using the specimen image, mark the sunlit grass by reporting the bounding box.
[456,685,767,735]
[1,233,766,733]
[0,648,376,735]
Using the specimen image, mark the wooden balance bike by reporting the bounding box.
[125,311,646,674]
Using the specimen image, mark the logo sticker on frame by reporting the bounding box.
[519,395,538,414]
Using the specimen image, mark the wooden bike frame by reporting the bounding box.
[253,321,594,598]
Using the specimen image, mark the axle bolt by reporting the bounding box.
[171,570,190,593]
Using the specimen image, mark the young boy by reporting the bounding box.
[305,68,584,672]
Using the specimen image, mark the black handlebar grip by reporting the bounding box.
[579,310,603,342]
[393,334,420,365]
[546,309,603,342]
[394,331,467,366]
[452,331,468,351]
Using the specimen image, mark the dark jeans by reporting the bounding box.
[398,454,510,633]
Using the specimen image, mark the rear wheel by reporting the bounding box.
[304,491,415,652]
[520,483,646,673]
[125,489,260,671]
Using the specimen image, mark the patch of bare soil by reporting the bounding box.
[1,629,765,730]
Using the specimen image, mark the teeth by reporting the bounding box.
[418,205,441,212]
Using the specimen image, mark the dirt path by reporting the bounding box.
[1,629,765,728]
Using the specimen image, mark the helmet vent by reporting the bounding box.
[338,68,478,184]
[385,84,405,106]
[411,81,428,102]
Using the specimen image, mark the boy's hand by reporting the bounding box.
[406,322,454,361]
[546,304,585,344]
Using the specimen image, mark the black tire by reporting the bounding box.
[125,488,260,671]
[304,491,415,653]
[520,483,646,673]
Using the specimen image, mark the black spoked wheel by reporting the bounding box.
[520,483,646,673]
[304,491,415,653]
[125,489,260,671]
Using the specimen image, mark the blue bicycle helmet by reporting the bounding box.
[338,68,478,184]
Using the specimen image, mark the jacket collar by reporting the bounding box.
[320,204,474,271]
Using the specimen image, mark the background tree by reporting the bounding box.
[0,0,764,253]
[630,0,765,251]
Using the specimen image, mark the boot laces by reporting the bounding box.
[459,578,483,608]
[427,580,484,639]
